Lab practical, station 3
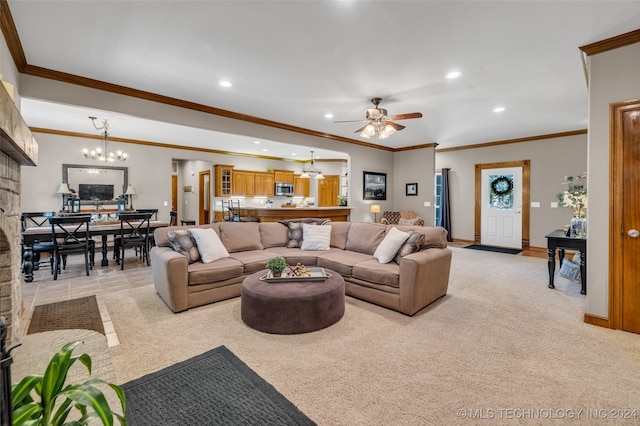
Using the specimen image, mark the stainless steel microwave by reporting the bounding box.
[275,183,294,196]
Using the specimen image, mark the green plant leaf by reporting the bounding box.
[12,375,41,407]
[61,383,117,426]
[12,402,43,425]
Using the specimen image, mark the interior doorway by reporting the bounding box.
[475,160,530,249]
[199,170,211,225]
[609,99,640,334]
[171,175,178,215]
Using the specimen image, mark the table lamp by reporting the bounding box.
[370,204,381,222]
[125,184,136,210]
[57,182,70,211]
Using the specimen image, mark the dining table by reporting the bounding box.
[21,219,169,282]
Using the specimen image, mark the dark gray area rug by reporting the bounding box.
[122,345,316,425]
[464,244,522,255]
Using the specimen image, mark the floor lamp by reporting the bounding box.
[370,204,381,222]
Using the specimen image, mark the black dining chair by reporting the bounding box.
[135,209,158,220]
[169,211,177,226]
[21,211,56,272]
[49,215,95,280]
[114,212,152,269]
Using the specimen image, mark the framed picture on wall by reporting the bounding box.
[406,183,418,196]
[363,171,386,200]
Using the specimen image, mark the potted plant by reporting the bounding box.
[12,340,127,426]
[337,195,347,206]
[266,256,288,277]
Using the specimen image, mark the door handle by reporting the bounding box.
[628,229,640,238]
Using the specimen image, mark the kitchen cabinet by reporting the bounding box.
[294,176,310,197]
[214,165,233,197]
[255,172,275,196]
[232,170,255,196]
[273,170,294,184]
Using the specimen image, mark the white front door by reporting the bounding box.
[481,167,522,249]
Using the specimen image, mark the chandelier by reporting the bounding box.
[82,116,128,162]
[300,151,324,180]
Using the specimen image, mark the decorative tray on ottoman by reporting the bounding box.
[263,267,330,283]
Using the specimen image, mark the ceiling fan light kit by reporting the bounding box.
[335,97,422,141]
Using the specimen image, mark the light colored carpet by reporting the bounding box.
[13,247,640,425]
[99,247,640,425]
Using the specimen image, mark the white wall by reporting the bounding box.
[435,134,587,248]
[586,41,640,318]
[393,148,436,225]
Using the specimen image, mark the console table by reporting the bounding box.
[545,229,586,295]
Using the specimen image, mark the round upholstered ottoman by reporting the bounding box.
[241,269,345,334]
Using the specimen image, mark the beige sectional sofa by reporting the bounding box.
[151,221,452,316]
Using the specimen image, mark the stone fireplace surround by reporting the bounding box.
[0,83,38,345]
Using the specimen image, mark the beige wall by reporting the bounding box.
[435,134,588,248]
[586,41,640,318]
[393,148,436,225]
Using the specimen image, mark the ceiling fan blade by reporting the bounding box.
[388,112,423,121]
[387,121,405,131]
[354,125,368,134]
[333,119,365,123]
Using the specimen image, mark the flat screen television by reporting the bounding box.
[78,183,114,201]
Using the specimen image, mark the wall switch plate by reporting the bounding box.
[423,201,431,207]
[164,201,168,207]
[550,202,558,208]
[531,202,540,208]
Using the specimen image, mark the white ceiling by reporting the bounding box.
[8,1,640,160]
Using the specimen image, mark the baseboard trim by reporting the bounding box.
[584,313,610,328]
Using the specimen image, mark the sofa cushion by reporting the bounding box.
[229,249,282,274]
[155,223,219,248]
[345,222,387,255]
[373,226,410,264]
[301,224,331,251]
[317,250,373,278]
[219,222,264,252]
[392,225,448,249]
[394,231,425,264]
[352,259,400,288]
[166,229,200,264]
[187,257,243,285]
[265,247,329,266]
[259,222,289,248]
[280,218,330,248]
[330,222,351,249]
[190,228,230,264]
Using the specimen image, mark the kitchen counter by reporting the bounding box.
[240,206,351,222]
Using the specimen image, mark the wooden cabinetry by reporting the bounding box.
[232,170,255,196]
[294,176,310,197]
[273,170,294,184]
[254,172,275,196]
[214,165,233,197]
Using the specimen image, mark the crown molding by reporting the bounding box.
[435,129,587,153]
[579,28,640,56]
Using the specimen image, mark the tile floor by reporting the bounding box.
[21,249,154,347]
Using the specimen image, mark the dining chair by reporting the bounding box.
[114,212,152,269]
[135,209,158,220]
[169,211,177,226]
[223,199,241,222]
[20,211,56,272]
[48,215,95,280]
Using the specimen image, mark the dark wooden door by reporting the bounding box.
[199,170,211,225]
[171,175,178,214]
[611,100,640,334]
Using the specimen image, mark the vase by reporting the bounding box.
[570,214,587,238]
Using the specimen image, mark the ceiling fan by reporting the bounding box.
[334,98,423,139]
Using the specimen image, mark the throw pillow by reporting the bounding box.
[398,217,417,226]
[166,229,200,264]
[373,226,411,264]
[394,231,425,264]
[280,218,331,248]
[300,224,331,251]
[558,258,581,281]
[190,227,230,264]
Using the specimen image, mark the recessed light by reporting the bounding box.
[262,148,268,152]
[446,71,462,79]
[493,106,506,113]
[324,113,334,119]
[219,80,232,88]
[291,153,296,156]
[253,141,261,144]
